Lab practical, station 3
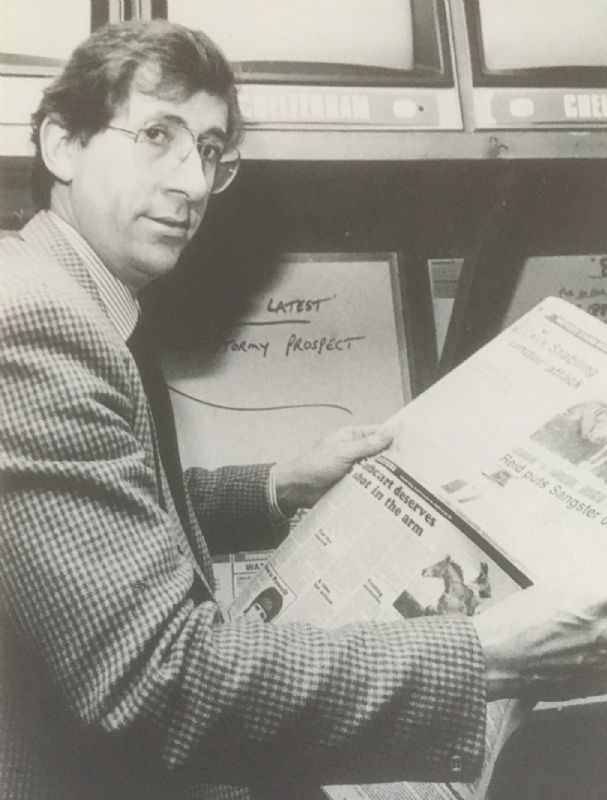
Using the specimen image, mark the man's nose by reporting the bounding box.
[167,147,211,202]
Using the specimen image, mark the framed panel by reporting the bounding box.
[162,252,414,468]
[427,257,463,358]
[502,254,607,328]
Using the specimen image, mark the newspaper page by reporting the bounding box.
[212,550,274,612]
[228,297,607,799]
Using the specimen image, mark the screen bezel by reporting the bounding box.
[170,0,454,88]
[466,0,607,88]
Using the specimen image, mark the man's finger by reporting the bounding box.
[333,424,384,441]
[344,429,393,458]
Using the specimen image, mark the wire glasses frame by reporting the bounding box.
[106,120,240,194]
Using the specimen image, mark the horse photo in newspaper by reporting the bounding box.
[391,557,492,620]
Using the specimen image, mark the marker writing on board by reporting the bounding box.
[222,339,270,357]
[285,334,366,357]
[266,295,335,315]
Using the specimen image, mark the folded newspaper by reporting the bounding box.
[223,297,607,800]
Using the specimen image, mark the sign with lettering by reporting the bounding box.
[473,88,607,129]
[238,84,463,130]
[163,253,412,468]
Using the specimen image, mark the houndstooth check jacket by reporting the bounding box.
[0,212,487,800]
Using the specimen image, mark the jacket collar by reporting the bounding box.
[21,210,105,310]
[20,211,139,342]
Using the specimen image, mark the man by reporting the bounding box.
[0,20,606,800]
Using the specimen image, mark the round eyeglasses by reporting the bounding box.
[107,120,240,194]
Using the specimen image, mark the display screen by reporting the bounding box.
[472,0,607,83]
[168,0,449,85]
[0,0,89,60]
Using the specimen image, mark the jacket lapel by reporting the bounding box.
[128,318,216,594]
[21,212,216,597]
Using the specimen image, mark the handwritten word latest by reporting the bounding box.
[267,295,335,315]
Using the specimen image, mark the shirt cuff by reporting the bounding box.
[267,464,290,524]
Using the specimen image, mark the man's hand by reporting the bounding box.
[274,425,393,517]
[472,584,607,701]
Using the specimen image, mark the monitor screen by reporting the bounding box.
[471,0,607,86]
[168,0,450,85]
[0,0,89,60]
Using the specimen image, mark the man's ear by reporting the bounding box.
[39,116,78,184]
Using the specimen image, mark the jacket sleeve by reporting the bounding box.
[0,291,487,787]
[130,312,288,555]
[184,463,288,554]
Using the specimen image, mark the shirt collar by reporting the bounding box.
[48,211,140,342]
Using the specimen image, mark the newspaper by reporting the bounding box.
[227,297,607,799]
[212,550,274,612]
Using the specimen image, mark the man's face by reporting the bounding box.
[59,87,229,291]
[245,601,268,622]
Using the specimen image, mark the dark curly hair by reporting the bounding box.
[31,19,243,209]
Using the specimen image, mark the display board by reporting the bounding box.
[503,254,607,327]
[432,254,607,366]
[427,257,463,357]
[162,253,412,468]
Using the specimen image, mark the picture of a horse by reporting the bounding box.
[421,555,491,616]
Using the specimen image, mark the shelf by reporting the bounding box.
[239,128,607,161]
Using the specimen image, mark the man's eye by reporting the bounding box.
[141,125,171,145]
[198,141,224,163]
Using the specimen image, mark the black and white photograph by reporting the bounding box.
[1,3,606,800]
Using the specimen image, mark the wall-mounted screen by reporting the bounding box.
[171,0,414,76]
[168,0,449,86]
[166,0,461,130]
[470,0,607,86]
[0,0,90,60]
[467,0,607,128]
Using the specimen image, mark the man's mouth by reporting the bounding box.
[148,216,189,231]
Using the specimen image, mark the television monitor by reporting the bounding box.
[467,0,607,128]
[166,0,463,130]
[0,0,90,61]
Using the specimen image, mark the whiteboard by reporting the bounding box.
[162,253,412,468]
[503,254,607,327]
[427,254,607,360]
